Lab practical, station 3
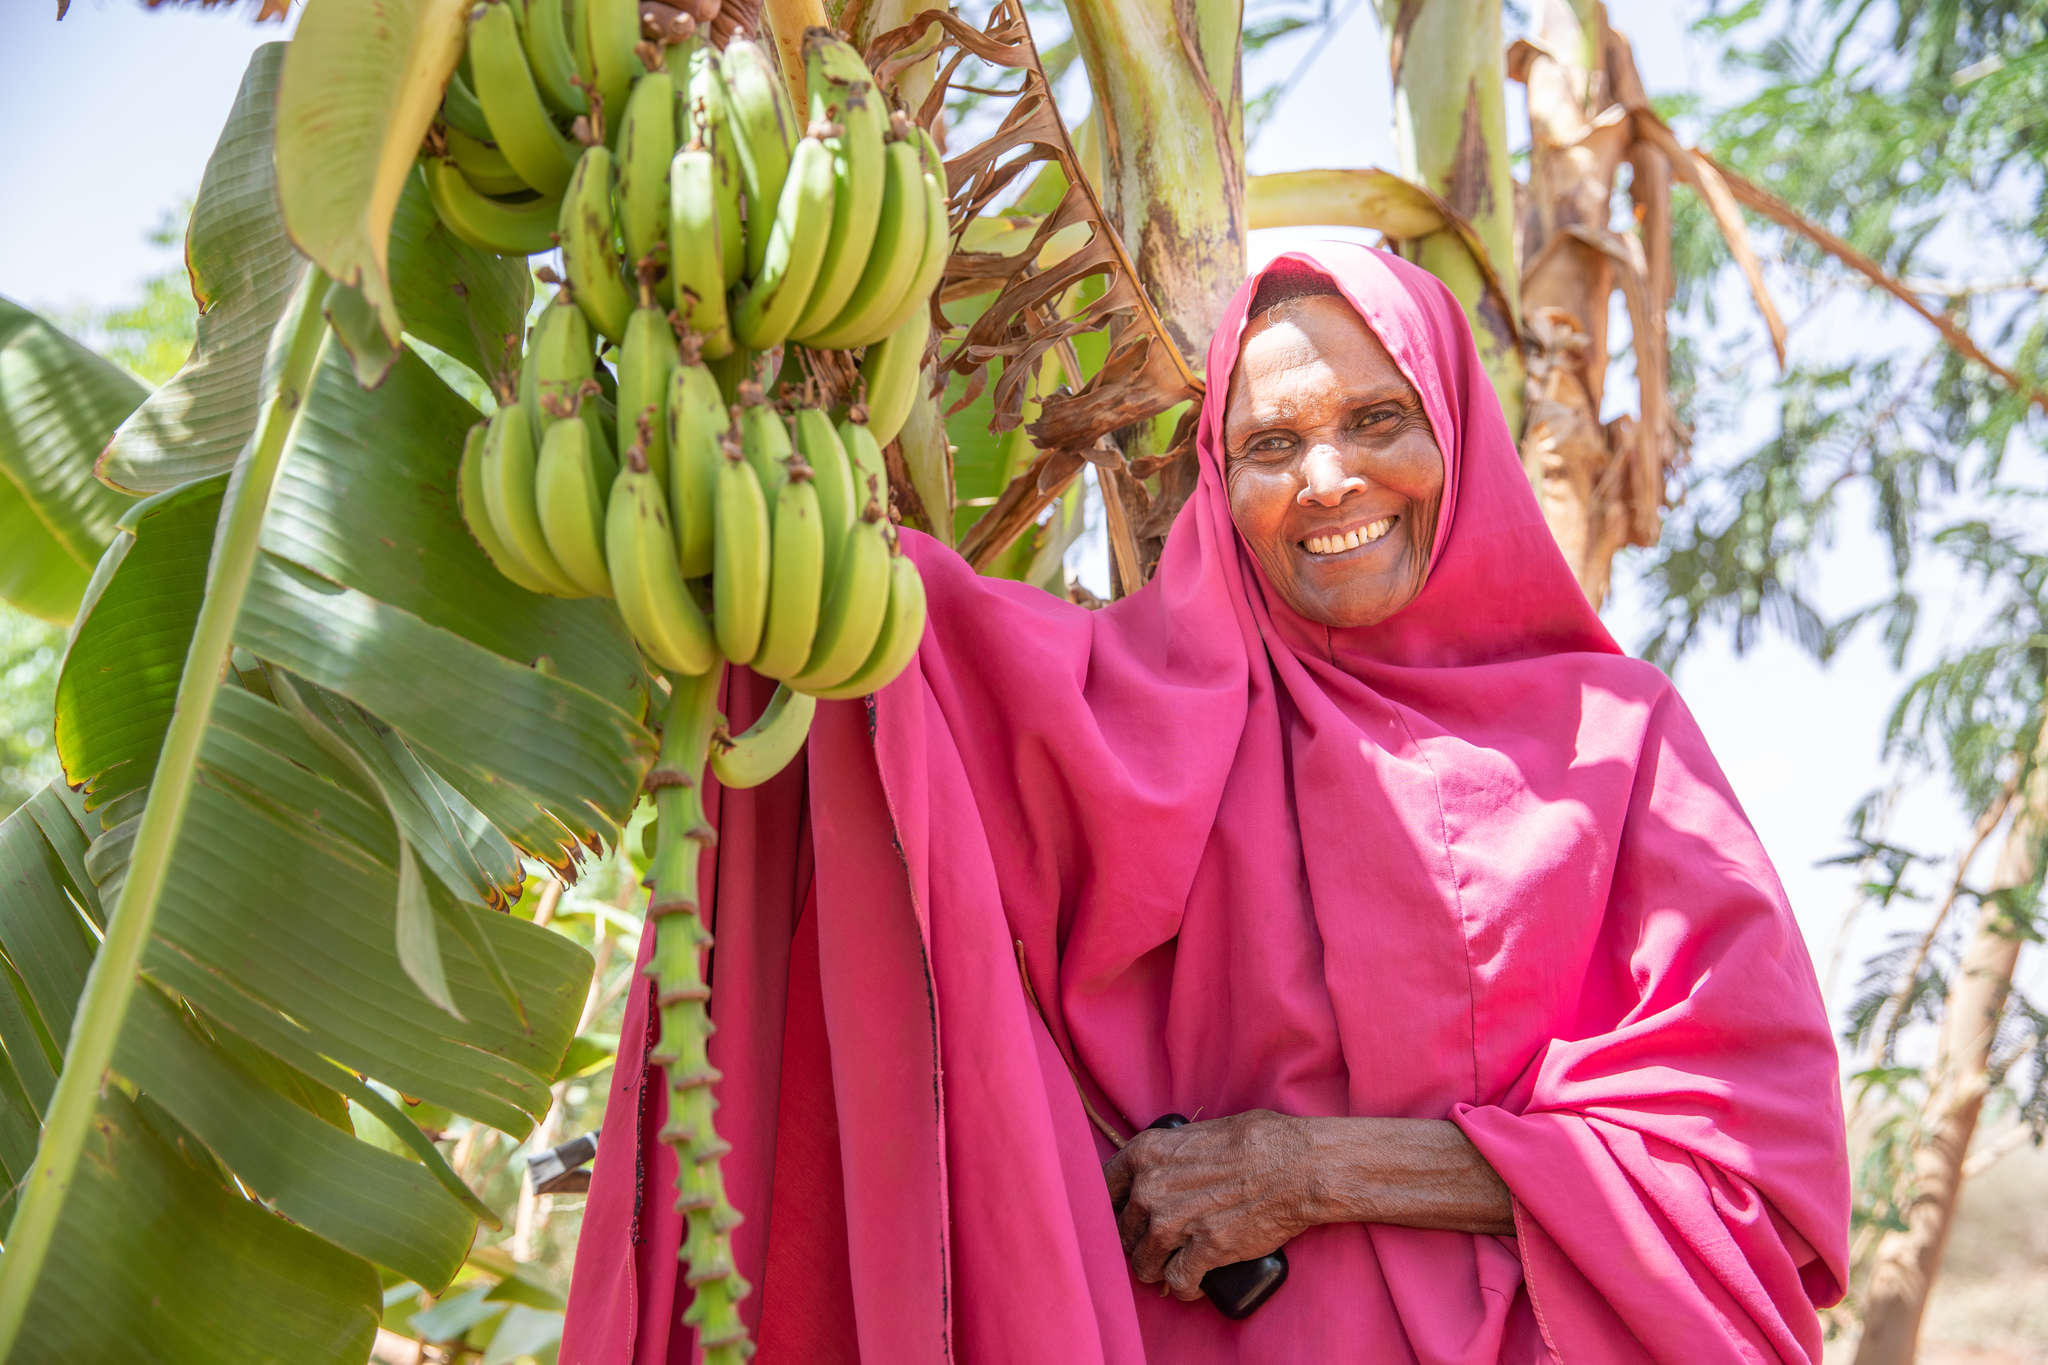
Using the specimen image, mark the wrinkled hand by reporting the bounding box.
[1101,1110,1318,1302]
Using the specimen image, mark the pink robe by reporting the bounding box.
[562,243,1851,1363]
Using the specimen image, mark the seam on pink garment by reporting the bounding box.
[1511,1195,1566,1365]
[1393,707,1483,1104]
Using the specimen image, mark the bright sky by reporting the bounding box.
[0,1,2003,1023]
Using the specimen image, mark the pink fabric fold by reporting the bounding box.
[562,242,1850,1365]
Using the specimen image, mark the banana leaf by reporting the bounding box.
[0,299,143,622]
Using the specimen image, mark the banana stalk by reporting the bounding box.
[644,666,754,1365]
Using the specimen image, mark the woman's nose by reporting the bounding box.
[1296,440,1367,507]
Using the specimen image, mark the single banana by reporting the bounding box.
[607,443,719,675]
[580,0,642,138]
[719,39,799,278]
[711,433,772,665]
[535,416,616,596]
[733,382,793,495]
[481,404,586,597]
[444,126,532,197]
[806,547,927,699]
[667,356,729,578]
[616,71,679,287]
[421,157,560,257]
[441,65,497,143]
[859,303,930,447]
[668,143,736,358]
[789,31,887,338]
[459,419,565,595]
[751,456,826,679]
[792,405,856,570]
[860,121,951,344]
[521,291,596,447]
[834,412,889,508]
[731,132,836,351]
[708,684,818,788]
[468,0,579,197]
[686,43,747,290]
[788,505,891,691]
[522,0,588,117]
[559,143,636,342]
[617,300,678,485]
[798,127,927,349]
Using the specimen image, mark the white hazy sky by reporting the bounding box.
[0,1,2011,1023]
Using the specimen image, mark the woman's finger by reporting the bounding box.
[1129,1219,1185,1284]
[1115,1194,1150,1259]
[1162,1246,1208,1302]
[1102,1148,1134,1208]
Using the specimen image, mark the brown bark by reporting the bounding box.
[1852,713,2048,1364]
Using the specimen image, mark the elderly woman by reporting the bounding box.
[562,243,1851,1363]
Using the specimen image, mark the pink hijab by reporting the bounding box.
[563,242,1850,1364]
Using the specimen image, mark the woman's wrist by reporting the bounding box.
[1297,1116,1515,1237]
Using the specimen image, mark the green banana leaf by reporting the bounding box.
[99,45,306,495]
[0,300,143,622]
[275,0,473,353]
[0,260,654,1359]
[105,44,531,494]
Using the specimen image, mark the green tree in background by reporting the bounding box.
[1643,2,2048,1358]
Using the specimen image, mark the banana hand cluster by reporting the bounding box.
[426,17,948,447]
[458,288,929,705]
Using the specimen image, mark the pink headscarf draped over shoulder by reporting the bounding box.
[563,243,1850,1364]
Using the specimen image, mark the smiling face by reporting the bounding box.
[1222,291,1445,630]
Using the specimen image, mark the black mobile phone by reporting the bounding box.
[1145,1114,1290,1320]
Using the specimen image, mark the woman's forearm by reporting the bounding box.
[1299,1117,1515,1238]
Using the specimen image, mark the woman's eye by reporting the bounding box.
[1355,407,1396,429]
[1249,434,1292,455]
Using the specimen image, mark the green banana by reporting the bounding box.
[668,144,736,358]
[559,143,636,342]
[522,0,588,117]
[789,505,891,691]
[460,419,565,595]
[607,444,720,675]
[807,547,927,699]
[686,43,747,290]
[421,156,560,257]
[481,404,585,597]
[793,406,856,570]
[444,126,531,197]
[719,39,799,279]
[859,304,929,447]
[799,128,927,349]
[468,0,579,197]
[711,434,772,665]
[667,358,729,578]
[731,132,837,351]
[617,302,677,485]
[580,0,642,137]
[860,121,952,345]
[734,383,793,495]
[834,413,889,508]
[708,684,818,788]
[521,292,596,447]
[790,31,887,339]
[534,416,616,596]
[617,71,679,286]
[751,457,826,679]
[441,65,496,143]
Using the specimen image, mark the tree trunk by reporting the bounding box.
[1852,712,2048,1364]
[1066,0,1246,583]
[1065,0,1247,366]
[1371,0,1524,433]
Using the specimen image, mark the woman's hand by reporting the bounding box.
[1103,1112,1518,1302]
[1101,1110,1318,1302]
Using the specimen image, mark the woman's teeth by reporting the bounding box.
[1304,517,1396,556]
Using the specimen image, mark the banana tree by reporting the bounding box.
[0,20,645,1359]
